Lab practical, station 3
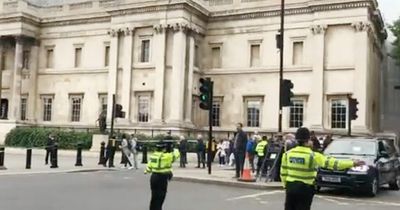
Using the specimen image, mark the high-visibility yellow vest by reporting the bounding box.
[255,140,268,157]
[280,146,354,187]
[145,149,180,174]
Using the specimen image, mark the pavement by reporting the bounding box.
[0,147,282,189]
[1,171,400,210]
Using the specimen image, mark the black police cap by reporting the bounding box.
[295,127,310,142]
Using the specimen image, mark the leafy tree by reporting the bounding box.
[389,18,400,65]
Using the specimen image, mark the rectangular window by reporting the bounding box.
[20,97,27,121]
[140,40,150,63]
[104,46,110,67]
[46,49,54,68]
[212,101,221,127]
[74,47,82,68]
[250,44,260,67]
[194,45,199,67]
[289,100,304,128]
[293,41,304,65]
[331,99,347,129]
[138,95,151,122]
[42,96,53,121]
[70,95,83,122]
[246,100,261,127]
[22,50,30,69]
[211,47,221,68]
[99,94,107,115]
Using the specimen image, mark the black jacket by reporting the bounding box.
[196,140,205,152]
[234,131,248,152]
[179,140,188,153]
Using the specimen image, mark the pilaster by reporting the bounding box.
[28,39,40,122]
[106,29,119,122]
[153,24,167,124]
[309,24,327,131]
[10,36,23,121]
[121,27,134,122]
[185,33,195,123]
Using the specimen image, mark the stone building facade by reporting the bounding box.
[0,0,387,142]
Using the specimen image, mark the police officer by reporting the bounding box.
[255,136,268,177]
[145,141,180,210]
[280,127,365,210]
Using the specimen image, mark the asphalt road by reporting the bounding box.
[1,171,400,210]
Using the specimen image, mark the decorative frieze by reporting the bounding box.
[310,24,327,35]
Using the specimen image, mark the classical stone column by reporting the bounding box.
[0,40,3,103]
[28,40,40,122]
[309,24,327,130]
[121,27,134,122]
[10,36,24,121]
[184,33,195,123]
[351,22,371,132]
[152,24,167,124]
[169,23,187,123]
[106,29,119,122]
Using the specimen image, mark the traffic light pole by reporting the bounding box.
[278,0,285,133]
[207,81,214,175]
[110,94,115,138]
[347,94,351,136]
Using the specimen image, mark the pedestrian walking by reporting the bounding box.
[145,141,180,210]
[222,138,230,165]
[119,134,133,169]
[216,140,226,166]
[129,135,139,169]
[195,135,205,168]
[246,132,258,173]
[178,136,188,168]
[281,127,365,210]
[45,134,55,165]
[233,123,247,178]
[255,136,268,177]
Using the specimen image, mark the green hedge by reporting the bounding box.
[5,127,92,150]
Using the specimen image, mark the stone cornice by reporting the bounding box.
[210,1,372,21]
[0,13,40,27]
[40,16,111,27]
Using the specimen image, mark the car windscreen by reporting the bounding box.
[324,140,377,156]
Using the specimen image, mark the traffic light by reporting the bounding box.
[199,78,212,110]
[281,79,294,107]
[349,98,359,120]
[115,104,125,118]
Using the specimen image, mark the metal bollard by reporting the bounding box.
[50,144,58,168]
[108,146,115,168]
[98,141,106,165]
[75,143,83,167]
[0,146,6,170]
[141,145,148,164]
[26,148,32,169]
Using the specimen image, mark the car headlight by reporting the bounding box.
[347,165,369,175]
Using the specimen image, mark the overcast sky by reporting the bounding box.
[379,0,400,24]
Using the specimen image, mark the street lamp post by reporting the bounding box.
[278,0,285,133]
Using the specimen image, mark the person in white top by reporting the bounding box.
[120,134,133,169]
[129,135,139,170]
[216,140,226,166]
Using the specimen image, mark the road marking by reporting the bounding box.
[226,190,283,201]
[316,194,400,207]
[315,195,350,206]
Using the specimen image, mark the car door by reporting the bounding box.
[377,141,392,184]
[382,139,399,182]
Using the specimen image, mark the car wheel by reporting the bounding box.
[389,178,400,191]
[365,176,379,197]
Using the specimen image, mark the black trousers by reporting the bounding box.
[180,152,187,168]
[234,151,245,177]
[150,173,170,210]
[285,181,315,210]
[45,149,51,164]
[256,156,265,176]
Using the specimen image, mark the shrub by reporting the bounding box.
[5,127,92,150]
